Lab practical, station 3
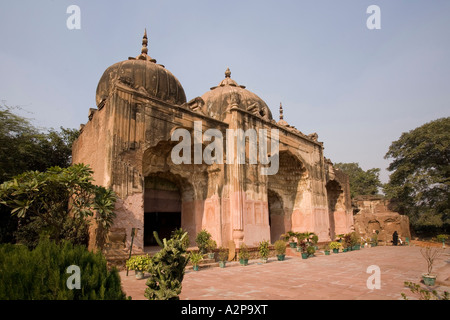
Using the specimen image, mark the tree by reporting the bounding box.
[384,117,450,233]
[0,164,116,248]
[0,104,78,183]
[0,104,80,244]
[334,162,382,198]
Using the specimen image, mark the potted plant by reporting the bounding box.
[299,241,308,259]
[436,234,448,249]
[343,233,353,251]
[258,239,270,263]
[195,229,212,254]
[296,233,307,252]
[206,239,217,259]
[274,240,287,261]
[350,232,360,250]
[190,251,203,271]
[126,254,150,279]
[329,241,342,253]
[282,231,298,248]
[324,244,331,255]
[306,245,316,257]
[311,234,319,250]
[420,246,443,286]
[371,231,379,247]
[238,243,250,266]
[218,247,228,268]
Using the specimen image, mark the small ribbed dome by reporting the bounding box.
[96,30,186,106]
[200,68,272,122]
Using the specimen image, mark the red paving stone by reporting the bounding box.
[120,246,450,300]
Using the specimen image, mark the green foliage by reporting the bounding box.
[0,104,79,184]
[329,241,342,250]
[218,247,229,262]
[0,237,126,300]
[171,228,190,250]
[334,162,382,198]
[238,243,250,260]
[384,117,450,233]
[0,164,116,248]
[195,229,212,254]
[126,254,151,272]
[258,239,270,259]
[402,281,449,300]
[274,240,286,255]
[281,230,297,243]
[295,232,307,246]
[189,252,203,266]
[206,238,217,253]
[306,245,316,256]
[436,234,448,242]
[144,230,190,300]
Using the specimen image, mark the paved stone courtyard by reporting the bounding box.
[120,245,450,300]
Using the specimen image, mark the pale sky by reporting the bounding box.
[1,0,449,183]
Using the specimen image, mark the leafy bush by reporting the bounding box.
[0,237,126,300]
[329,241,342,250]
[306,245,316,256]
[189,252,204,266]
[206,239,217,253]
[0,164,116,249]
[274,240,286,255]
[218,247,228,262]
[238,243,249,260]
[126,254,151,272]
[258,240,270,259]
[195,229,212,254]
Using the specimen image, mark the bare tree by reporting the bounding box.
[420,246,443,275]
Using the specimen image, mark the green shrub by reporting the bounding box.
[274,240,286,255]
[238,243,250,260]
[126,254,151,271]
[195,229,212,254]
[0,237,126,300]
[218,247,228,262]
[258,240,270,259]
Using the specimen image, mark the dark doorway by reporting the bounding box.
[144,176,182,248]
[268,189,284,244]
[144,212,181,246]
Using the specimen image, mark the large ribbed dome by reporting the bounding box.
[96,30,186,106]
[200,68,272,122]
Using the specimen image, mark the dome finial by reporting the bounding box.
[279,102,284,120]
[141,28,148,55]
[225,67,231,78]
